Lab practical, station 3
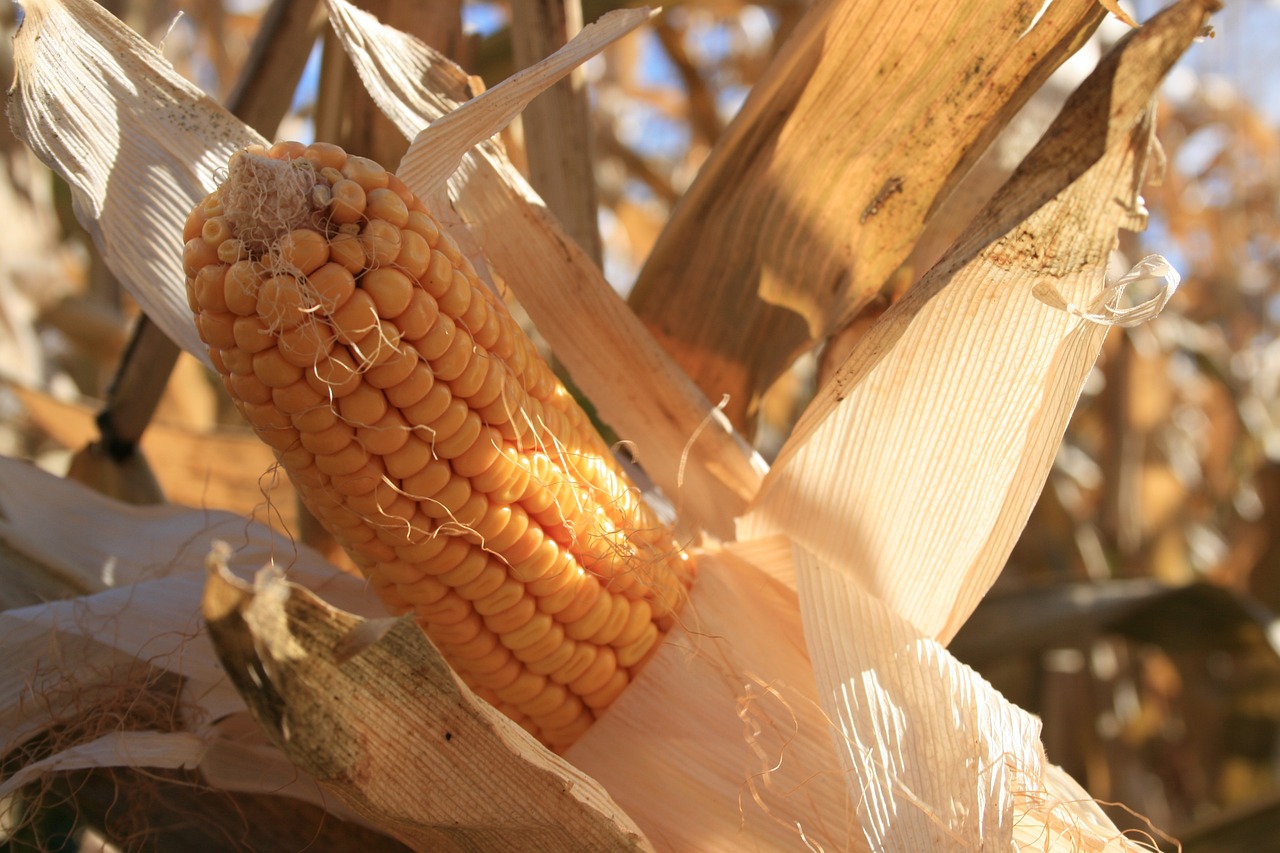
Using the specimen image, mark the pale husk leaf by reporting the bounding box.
[0,601,373,821]
[7,0,264,365]
[791,544,1150,851]
[0,456,377,806]
[740,0,1216,645]
[325,0,764,538]
[0,454,334,598]
[565,539,860,852]
[0,732,207,800]
[396,7,654,200]
[0,460,418,831]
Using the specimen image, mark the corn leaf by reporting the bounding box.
[396,7,653,201]
[628,0,1108,429]
[740,0,1216,645]
[0,731,208,800]
[0,457,392,823]
[566,538,858,852]
[792,544,1150,850]
[1099,0,1142,28]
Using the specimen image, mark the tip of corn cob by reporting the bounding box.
[183,140,696,749]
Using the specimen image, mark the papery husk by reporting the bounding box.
[627,0,1108,429]
[741,0,1216,647]
[567,538,1161,851]
[792,546,1155,851]
[567,538,860,852]
[7,0,263,364]
[0,456,375,821]
[201,558,653,853]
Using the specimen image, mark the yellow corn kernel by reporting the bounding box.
[184,141,695,748]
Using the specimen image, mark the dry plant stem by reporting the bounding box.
[184,141,695,749]
[509,0,603,265]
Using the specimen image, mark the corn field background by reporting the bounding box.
[0,0,1278,850]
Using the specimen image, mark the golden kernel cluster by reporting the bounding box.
[183,141,694,749]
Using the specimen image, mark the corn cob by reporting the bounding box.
[183,140,695,749]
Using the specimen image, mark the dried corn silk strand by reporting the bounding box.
[184,141,696,749]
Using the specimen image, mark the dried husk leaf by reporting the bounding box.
[791,545,1150,851]
[7,0,264,364]
[0,455,327,599]
[566,538,859,852]
[201,559,653,853]
[325,0,764,538]
[0,455,376,721]
[568,537,1155,850]
[741,0,1217,646]
[0,458,387,826]
[396,7,654,200]
[0,732,206,800]
[1099,0,1141,28]
[628,0,1108,428]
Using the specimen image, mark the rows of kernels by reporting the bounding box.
[184,141,693,747]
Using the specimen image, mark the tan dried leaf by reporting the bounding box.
[1099,0,1141,28]
[741,0,1217,646]
[629,0,1109,429]
[8,0,263,364]
[202,558,653,853]
[792,545,1151,850]
[567,539,859,852]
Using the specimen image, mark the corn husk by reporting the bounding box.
[626,0,1110,428]
[2,0,1216,849]
[740,0,1198,644]
[0,456,369,819]
[203,557,651,852]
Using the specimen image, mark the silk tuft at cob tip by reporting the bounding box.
[184,140,696,749]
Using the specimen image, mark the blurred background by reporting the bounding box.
[0,0,1277,849]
